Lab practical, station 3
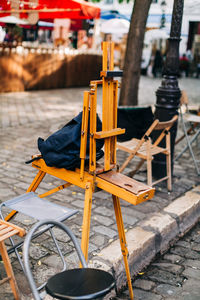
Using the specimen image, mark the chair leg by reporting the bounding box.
[166,132,172,191]
[147,157,152,187]
[0,242,20,300]
[129,159,145,177]
[175,115,200,175]
[119,153,136,173]
[166,153,172,191]
[81,181,93,262]
[112,195,134,300]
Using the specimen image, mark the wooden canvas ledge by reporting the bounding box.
[31,159,154,206]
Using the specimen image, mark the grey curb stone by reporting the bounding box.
[164,190,200,235]
[141,212,179,253]
[90,227,156,290]
[90,186,200,291]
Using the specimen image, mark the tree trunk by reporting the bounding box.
[119,0,152,106]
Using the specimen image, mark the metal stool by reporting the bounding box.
[0,192,78,272]
[0,220,25,300]
[23,219,115,300]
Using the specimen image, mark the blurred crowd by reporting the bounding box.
[146,48,200,78]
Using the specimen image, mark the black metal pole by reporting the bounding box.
[152,0,184,179]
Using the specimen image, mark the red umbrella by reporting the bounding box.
[0,0,100,20]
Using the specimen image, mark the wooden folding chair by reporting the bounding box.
[175,90,200,175]
[0,219,25,300]
[117,115,178,191]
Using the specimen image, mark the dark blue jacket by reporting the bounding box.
[38,112,104,170]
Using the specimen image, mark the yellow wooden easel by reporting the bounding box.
[6,42,155,299]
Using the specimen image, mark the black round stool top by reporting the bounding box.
[45,268,115,300]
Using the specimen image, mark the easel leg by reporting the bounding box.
[5,170,46,222]
[81,181,93,262]
[112,195,134,300]
[0,242,20,300]
[26,170,46,192]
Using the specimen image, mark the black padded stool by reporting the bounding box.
[23,219,115,300]
[46,268,115,299]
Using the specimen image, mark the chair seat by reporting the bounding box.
[184,113,200,123]
[45,268,115,300]
[1,192,78,222]
[118,138,167,158]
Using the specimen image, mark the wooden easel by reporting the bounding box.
[6,42,155,299]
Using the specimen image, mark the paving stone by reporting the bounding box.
[91,234,106,247]
[121,214,138,226]
[94,206,114,217]
[93,214,114,226]
[42,254,65,270]
[163,254,184,264]
[151,262,184,274]
[146,268,183,285]
[183,259,200,270]
[93,225,117,238]
[13,213,36,226]
[170,246,200,260]
[155,283,182,297]
[42,240,73,255]
[131,288,162,300]
[182,267,200,280]
[72,199,85,208]
[0,188,16,198]
[176,240,191,248]
[29,244,49,260]
[133,279,156,291]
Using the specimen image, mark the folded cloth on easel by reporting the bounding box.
[37,112,104,170]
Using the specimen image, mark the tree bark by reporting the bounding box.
[119,0,152,106]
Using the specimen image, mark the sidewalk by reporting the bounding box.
[0,76,200,299]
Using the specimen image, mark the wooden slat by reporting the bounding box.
[0,220,25,238]
[0,224,7,230]
[154,115,178,130]
[0,227,13,236]
[0,276,11,285]
[118,140,167,157]
[0,229,19,242]
[94,128,125,139]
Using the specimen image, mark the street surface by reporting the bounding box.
[115,221,200,300]
[0,75,200,299]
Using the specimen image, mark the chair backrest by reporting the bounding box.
[23,219,87,300]
[180,90,189,106]
[128,119,159,157]
[152,115,178,147]
[130,115,178,154]
[179,90,190,116]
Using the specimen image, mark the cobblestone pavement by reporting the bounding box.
[0,76,200,299]
[115,221,200,300]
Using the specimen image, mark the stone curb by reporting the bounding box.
[89,185,200,292]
